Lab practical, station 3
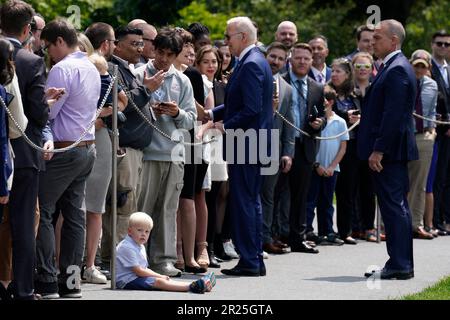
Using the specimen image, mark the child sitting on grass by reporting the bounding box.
[116,212,216,293]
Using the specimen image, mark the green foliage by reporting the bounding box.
[0,0,114,30]
[404,0,450,57]
[177,0,359,60]
[176,0,241,40]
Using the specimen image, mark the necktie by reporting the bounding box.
[378,62,385,73]
[317,73,323,84]
[415,79,424,133]
[296,79,306,133]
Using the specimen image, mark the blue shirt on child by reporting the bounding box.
[116,235,149,289]
[315,112,349,172]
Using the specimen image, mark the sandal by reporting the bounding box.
[365,229,377,242]
[196,242,209,269]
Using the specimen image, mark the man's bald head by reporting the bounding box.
[128,19,147,28]
[275,21,298,49]
[135,23,157,60]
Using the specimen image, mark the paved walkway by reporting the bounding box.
[78,236,450,300]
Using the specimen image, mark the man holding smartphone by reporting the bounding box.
[282,43,326,253]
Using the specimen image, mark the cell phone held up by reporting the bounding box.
[308,105,319,123]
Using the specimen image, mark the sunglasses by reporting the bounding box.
[434,41,450,48]
[354,63,372,70]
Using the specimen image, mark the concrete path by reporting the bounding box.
[77,236,450,300]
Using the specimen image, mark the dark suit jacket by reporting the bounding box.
[212,47,273,164]
[431,60,450,136]
[109,55,153,150]
[308,66,331,83]
[282,73,326,163]
[11,41,49,170]
[357,52,418,162]
[274,75,295,158]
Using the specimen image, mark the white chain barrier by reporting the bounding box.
[412,113,450,126]
[0,70,118,153]
[274,111,450,141]
[274,110,360,140]
[116,77,217,146]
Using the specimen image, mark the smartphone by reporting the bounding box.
[308,105,319,122]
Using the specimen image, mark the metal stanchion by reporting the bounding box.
[376,197,381,243]
[110,65,119,289]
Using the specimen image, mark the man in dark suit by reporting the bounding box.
[260,42,295,254]
[282,43,326,253]
[359,20,418,280]
[0,0,50,300]
[430,30,450,235]
[205,16,273,276]
[308,35,331,85]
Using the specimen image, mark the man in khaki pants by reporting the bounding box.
[407,50,438,239]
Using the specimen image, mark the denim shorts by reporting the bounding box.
[123,276,156,290]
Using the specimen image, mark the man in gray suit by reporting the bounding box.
[261,42,295,254]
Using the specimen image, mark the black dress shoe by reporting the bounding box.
[365,268,414,280]
[208,255,221,268]
[0,282,13,301]
[184,264,208,274]
[291,241,319,254]
[221,266,260,277]
[344,236,358,245]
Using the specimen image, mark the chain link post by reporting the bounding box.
[110,65,119,290]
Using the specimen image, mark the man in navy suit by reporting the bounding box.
[205,16,273,276]
[359,20,418,280]
[0,0,50,300]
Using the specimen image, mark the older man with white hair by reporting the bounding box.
[205,16,273,277]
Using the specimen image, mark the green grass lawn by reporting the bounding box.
[402,276,450,300]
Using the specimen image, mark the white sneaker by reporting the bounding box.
[262,251,269,259]
[223,240,239,259]
[83,266,107,284]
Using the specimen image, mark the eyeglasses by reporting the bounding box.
[129,41,145,48]
[434,41,450,48]
[41,42,51,52]
[354,63,372,70]
[224,32,243,41]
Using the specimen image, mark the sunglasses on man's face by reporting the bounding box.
[434,41,450,48]
[354,63,372,70]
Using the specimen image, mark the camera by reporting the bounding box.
[308,105,319,123]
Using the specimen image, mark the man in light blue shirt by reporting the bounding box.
[35,19,100,299]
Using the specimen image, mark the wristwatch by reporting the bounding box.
[313,162,320,169]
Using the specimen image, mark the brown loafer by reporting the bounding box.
[413,227,434,240]
[263,242,288,254]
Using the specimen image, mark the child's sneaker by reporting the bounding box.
[189,279,207,294]
[202,272,216,292]
[189,274,215,294]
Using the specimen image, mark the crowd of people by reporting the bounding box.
[0,0,449,300]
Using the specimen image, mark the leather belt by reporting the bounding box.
[54,140,95,149]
